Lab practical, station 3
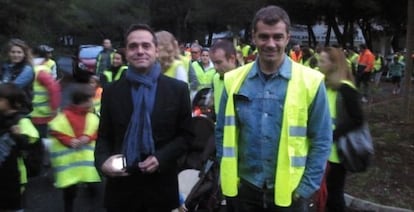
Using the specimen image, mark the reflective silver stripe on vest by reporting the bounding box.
[291,156,307,167]
[289,126,307,137]
[225,116,235,126]
[32,102,49,107]
[223,147,236,157]
[50,146,95,158]
[54,161,95,172]
[33,91,48,95]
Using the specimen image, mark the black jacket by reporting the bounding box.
[95,74,193,209]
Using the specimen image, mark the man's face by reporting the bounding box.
[252,20,290,65]
[103,39,112,49]
[126,30,158,72]
[200,51,210,65]
[293,44,300,53]
[191,47,201,61]
[210,49,236,76]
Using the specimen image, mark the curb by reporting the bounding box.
[345,193,413,212]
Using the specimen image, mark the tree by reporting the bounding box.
[402,0,414,123]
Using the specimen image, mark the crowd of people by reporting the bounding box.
[0,4,411,212]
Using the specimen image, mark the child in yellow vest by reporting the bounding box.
[0,83,39,211]
[48,83,101,212]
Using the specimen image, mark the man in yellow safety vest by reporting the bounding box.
[215,5,332,211]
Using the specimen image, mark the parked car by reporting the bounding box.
[72,45,103,82]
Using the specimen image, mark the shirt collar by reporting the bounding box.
[247,55,292,80]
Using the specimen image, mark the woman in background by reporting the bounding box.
[318,47,365,212]
[155,30,188,83]
[0,39,35,100]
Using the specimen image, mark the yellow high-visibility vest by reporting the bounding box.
[220,59,324,206]
[164,60,184,79]
[192,61,216,90]
[48,113,101,188]
[102,65,127,83]
[17,117,39,186]
[327,80,356,163]
[31,65,53,118]
[213,73,224,116]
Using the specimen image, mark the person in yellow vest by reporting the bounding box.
[289,43,302,62]
[209,40,238,116]
[100,50,128,88]
[32,45,62,175]
[0,83,39,212]
[239,38,252,59]
[155,30,188,83]
[95,38,116,75]
[215,6,332,211]
[192,48,216,90]
[372,52,384,87]
[89,75,102,116]
[318,47,364,212]
[36,45,58,79]
[48,84,101,212]
[236,50,245,66]
[32,46,61,139]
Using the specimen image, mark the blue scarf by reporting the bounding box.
[123,63,161,169]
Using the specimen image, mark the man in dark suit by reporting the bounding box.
[94,24,193,212]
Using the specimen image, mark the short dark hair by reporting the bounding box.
[0,83,32,112]
[125,24,158,46]
[210,40,236,60]
[70,83,94,105]
[252,5,291,33]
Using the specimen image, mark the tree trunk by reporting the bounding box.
[331,17,343,46]
[325,21,332,46]
[402,0,414,123]
[307,23,317,47]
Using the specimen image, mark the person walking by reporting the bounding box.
[356,44,375,103]
[94,24,193,212]
[388,55,405,95]
[216,6,332,212]
[318,47,365,212]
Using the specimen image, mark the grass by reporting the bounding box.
[345,88,414,210]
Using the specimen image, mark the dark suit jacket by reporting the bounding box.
[95,74,193,209]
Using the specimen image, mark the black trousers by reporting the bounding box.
[62,183,101,212]
[326,162,347,212]
[226,179,312,212]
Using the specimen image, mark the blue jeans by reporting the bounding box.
[227,179,314,212]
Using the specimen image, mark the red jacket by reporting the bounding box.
[32,70,61,124]
[49,105,97,148]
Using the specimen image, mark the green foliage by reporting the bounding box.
[0,0,408,49]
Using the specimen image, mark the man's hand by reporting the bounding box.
[101,154,129,177]
[138,155,159,173]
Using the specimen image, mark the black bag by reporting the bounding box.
[337,123,374,172]
[335,92,374,172]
